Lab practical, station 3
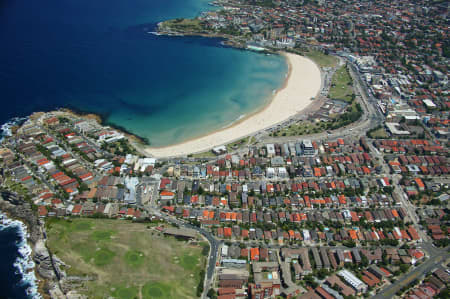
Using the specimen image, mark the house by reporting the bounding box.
[71,204,82,215]
[160,190,175,200]
[38,206,48,217]
[325,274,355,297]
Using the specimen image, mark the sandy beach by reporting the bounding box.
[143,52,322,158]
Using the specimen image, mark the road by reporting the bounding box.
[6,143,57,193]
[373,244,449,298]
[368,138,428,241]
[144,181,220,298]
[219,57,385,159]
[42,129,102,178]
[150,210,221,297]
[154,55,383,162]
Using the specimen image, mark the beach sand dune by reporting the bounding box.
[144,53,321,158]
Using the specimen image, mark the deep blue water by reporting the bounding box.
[0,224,35,299]
[1,0,286,296]
[0,0,287,146]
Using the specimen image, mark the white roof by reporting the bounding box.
[213,145,226,152]
[423,99,436,108]
[338,269,366,289]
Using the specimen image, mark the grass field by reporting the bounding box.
[273,120,330,137]
[226,136,254,152]
[304,50,339,68]
[329,65,354,102]
[162,18,204,32]
[368,127,389,139]
[187,136,255,158]
[189,151,216,159]
[46,218,206,299]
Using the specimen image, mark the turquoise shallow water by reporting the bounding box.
[0,0,287,146]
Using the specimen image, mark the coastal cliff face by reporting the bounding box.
[0,195,41,244]
[0,195,64,298]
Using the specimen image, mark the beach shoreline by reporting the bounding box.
[143,52,322,158]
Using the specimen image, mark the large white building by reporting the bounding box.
[266,143,276,157]
[302,140,315,156]
[338,270,367,293]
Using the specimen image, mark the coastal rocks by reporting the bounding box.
[0,195,64,298]
[48,286,65,299]
[65,276,96,282]
[59,275,96,295]
[66,291,87,299]
[0,208,42,298]
[48,286,86,299]
[0,195,41,244]
[34,240,60,280]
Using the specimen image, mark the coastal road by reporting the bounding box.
[140,53,383,161]
[249,58,383,147]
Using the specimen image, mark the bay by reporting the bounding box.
[0,0,287,146]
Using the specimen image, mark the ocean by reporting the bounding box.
[0,0,288,147]
[0,214,39,299]
[0,0,287,296]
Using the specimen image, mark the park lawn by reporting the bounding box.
[368,127,389,138]
[46,218,206,299]
[304,49,338,68]
[226,136,253,152]
[162,18,204,32]
[190,151,216,159]
[329,65,354,102]
[188,136,254,158]
[275,120,330,137]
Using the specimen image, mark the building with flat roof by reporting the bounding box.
[302,140,315,156]
[266,144,275,157]
[250,270,281,299]
[338,269,367,294]
[212,145,227,155]
[386,122,410,135]
[222,259,247,268]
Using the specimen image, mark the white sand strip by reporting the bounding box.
[143,52,321,158]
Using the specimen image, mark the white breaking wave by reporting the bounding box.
[0,117,28,143]
[236,114,245,121]
[0,212,42,298]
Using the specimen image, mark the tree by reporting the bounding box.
[343,240,356,248]
[207,289,217,299]
[198,186,204,195]
[79,183,89,192]
[399,263,410,273]
[303,274,318,288]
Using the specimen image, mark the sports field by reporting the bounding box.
[46,218,206,299]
